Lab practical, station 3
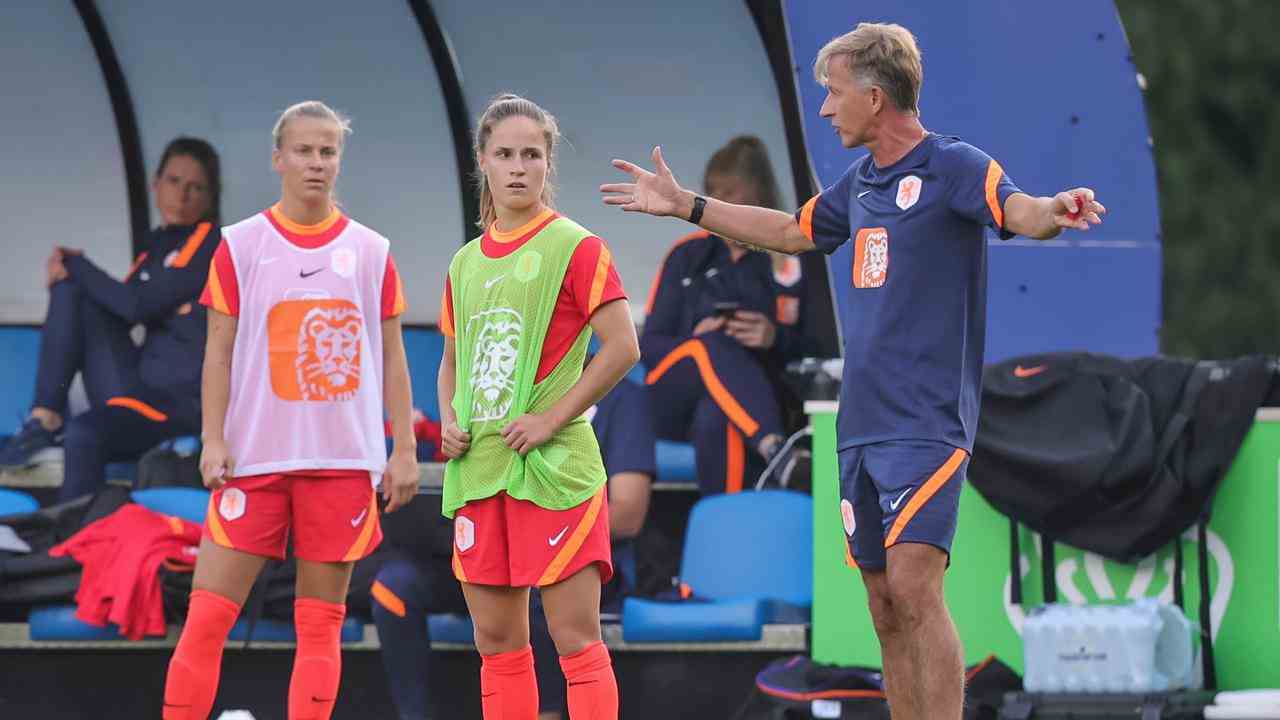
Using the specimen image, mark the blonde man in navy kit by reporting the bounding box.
[602,23,1105,720]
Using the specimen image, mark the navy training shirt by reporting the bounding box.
[589,377,657,478]
[640,230,819,370]
[795,134,1022,452]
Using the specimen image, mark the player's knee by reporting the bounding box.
[883,574,944,631]
[62,413,106,450]
[48,277,81,303]
[546,615,602,657]
[471,617,529,655]
[866,592,901,637]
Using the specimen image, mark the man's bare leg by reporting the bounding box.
[861,568,919,720]
[885,542,964,719]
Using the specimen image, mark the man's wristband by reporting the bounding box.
[688,195,707,225]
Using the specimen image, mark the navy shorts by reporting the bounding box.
[837,440,968,571]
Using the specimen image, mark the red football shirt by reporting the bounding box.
[439,209,627,383]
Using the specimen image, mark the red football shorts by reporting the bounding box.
[452,487,613,587]
[203,471,382,563]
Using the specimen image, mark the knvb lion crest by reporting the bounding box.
[467,307,523,421]
[296,305,363,401]
[853,227,889,289]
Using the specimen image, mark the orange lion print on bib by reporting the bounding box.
[268,299,363,401]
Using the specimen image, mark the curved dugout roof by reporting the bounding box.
[785,1,1163,359]
[2,0,800,328]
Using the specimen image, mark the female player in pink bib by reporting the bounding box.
[161,101,419,720]
[439,94,639,719]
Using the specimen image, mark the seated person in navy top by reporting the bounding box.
[372,375,656,720]
[641,136,818,495]
[0,137,222,501]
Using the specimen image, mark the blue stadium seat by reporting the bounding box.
[28,605,364,643]
[0,487,38,516]
[655,440,697,486]
[403,327,444,420]
[229,616,364,643]
[623,490,812,643]
[131,487,209,523]
[427,612,475,645]
[28,605,127,641]
[0,326,39,431]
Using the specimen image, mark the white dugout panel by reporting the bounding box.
[1,2,795,326]
[0,3,132,323]
[435,0,797,318]
[98,0,464,324]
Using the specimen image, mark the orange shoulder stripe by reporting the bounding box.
[172,222,213,268]
[644,230,711,314]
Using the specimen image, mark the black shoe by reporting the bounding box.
[0,418,62,471]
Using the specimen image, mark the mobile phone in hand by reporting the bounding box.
[713,301,741,318]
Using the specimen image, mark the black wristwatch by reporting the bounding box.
[688,195,707,225]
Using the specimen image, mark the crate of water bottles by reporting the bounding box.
[1021,599,1197,694]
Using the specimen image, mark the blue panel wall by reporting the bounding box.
[784,0,1161,360]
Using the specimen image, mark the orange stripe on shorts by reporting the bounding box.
[205,495,233,548]
[341,493,379,562]
[452,548,468,583]
[537,488,605,586]
[884,448,966,548]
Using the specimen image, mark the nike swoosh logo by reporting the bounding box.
[484,274,506,289]
[1014,364,1047,378]
[888,488,912,511]
[259,257,279,265]
[351,508,368,527]
[548,525,569,547]
[858,190,872,198]
[300,267,324,278]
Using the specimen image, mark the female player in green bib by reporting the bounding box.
[437,94,639,720]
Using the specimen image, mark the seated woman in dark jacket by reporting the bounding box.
[0,137,222,501]
[642,136,818,494]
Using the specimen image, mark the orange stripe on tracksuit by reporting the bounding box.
[125,252,149,281]
[371,581,407,618]
[645,230,710,314]
[172,222,213,268]
[884,448,967,547]
[645,339,760,438]
[725,425,745,494]
[106,397,169,422]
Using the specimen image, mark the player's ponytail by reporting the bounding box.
[473,93,561,230]
[703,135,783,211]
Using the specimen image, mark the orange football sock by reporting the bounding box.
[288,597,346,720]
[162,589,241,719]
[560,641,618,720]
[480,644,539,720]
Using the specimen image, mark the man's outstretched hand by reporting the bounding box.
[601,146,691,219]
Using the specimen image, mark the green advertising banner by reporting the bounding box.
[809,403,1280,690]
